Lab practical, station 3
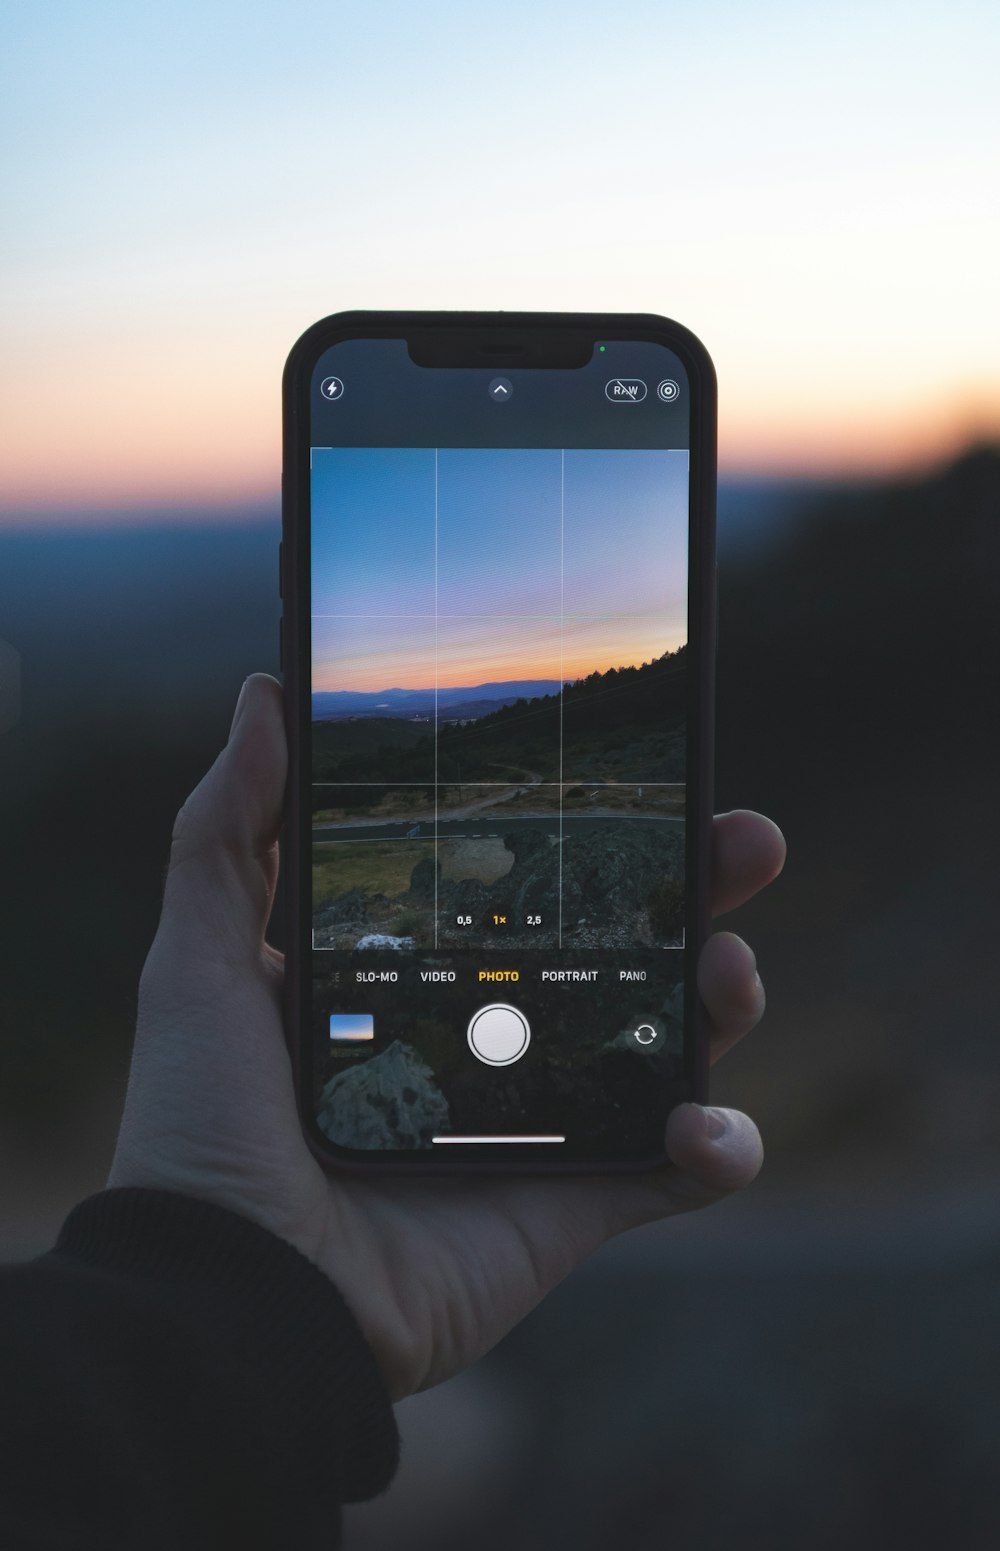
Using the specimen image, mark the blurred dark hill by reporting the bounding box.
[718,447,1000,781]
[716,474,873,553]
[0,519,280,728]
[0,454,998,1220]
[0,520,280,1154]
[712,444,1000,1198]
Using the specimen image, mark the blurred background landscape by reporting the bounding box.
[3,451,999,1545]
[3,1,1000,1545]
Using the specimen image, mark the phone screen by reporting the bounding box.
[300,331,708,1165]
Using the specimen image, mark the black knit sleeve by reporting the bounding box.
[0,1188,400,1551]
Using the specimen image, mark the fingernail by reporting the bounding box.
[229,678,249,739]
[701,1106,729,1140]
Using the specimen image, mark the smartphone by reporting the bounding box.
[281,311,716,1172]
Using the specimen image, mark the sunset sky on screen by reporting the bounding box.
[310,448,687,690]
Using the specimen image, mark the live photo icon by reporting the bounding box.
[329,1014,374,1042]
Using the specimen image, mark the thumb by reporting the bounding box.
[159,674,287,959]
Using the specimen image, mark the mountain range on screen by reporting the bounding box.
[312,680,565,720]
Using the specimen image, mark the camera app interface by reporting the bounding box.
[307,339,694,1162]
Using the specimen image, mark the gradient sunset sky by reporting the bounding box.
[3,0,999,521]
[311,448,687,691]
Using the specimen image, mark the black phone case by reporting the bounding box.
[281,311,717,1174]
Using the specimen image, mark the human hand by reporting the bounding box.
[109,674,786,1400]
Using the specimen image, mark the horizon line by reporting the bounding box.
[3,437,998,532]
[312,655,679,699]
[0,471,881,535]
[0,462,969,532]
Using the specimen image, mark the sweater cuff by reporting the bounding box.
[52,1187,399,1504]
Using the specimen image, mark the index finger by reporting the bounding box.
[711,809,786,917]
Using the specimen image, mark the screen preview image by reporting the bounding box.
[309,445,691,1154]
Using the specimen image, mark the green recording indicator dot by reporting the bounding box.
[599,344,606,352]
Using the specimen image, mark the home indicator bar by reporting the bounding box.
[432,1135,566,1144]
